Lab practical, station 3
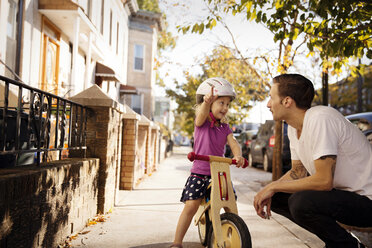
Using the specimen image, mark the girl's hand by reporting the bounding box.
[203,85,218,104]
[233,155,245,168]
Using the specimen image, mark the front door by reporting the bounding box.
[41,17,60,95]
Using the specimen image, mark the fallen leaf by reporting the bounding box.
[70,234,78,240]
[94,214,106,222]
[87,220,97,226]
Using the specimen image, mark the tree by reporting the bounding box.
[178,0,371,179]
[203,46,269,121]
[165,75,200,137]
[193,0,371,68]
[313,65,372,113]
[137,0,161,12]
[165,45,269,136]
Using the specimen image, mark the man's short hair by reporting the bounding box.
[273,74,315,110]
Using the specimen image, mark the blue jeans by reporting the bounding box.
[271,190,372,248]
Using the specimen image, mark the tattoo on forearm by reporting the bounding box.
[290,166,307,180]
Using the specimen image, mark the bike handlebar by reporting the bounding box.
[187,152,248,168]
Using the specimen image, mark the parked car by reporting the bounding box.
[231,122,260,133]
[225,128,259,158]
[248,120,291,172]
[237,129,259,159]
[345,112,372,144]
[224,132,241,158]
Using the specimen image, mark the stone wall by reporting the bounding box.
[0,158,99,248]
[84,106,122,213]
[136,125,148,183]
[148,128,158,173]
[70,85,123,214]
[0,85,167,247]
[119,107,160,190]
[120,118,138,190]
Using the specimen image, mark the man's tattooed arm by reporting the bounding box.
[289,161,308,180]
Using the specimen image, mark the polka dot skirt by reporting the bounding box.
[180,173,211,202]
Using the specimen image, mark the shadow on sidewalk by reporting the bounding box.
[130,242,203,248]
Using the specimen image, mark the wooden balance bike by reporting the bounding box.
[187,152,252,248]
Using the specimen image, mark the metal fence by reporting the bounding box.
[0,75,88,167]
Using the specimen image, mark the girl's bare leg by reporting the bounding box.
[173,199,202,245]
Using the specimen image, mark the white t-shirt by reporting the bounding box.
[288,105,372,200]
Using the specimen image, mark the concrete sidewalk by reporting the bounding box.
[68,146,324,248]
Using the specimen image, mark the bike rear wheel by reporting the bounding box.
[207,212,251,248]
[198,211,211,246]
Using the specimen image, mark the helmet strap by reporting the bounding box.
[209,111,218,128]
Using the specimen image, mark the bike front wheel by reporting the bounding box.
[207,212,251,248]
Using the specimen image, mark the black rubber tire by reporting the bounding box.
[248,152,255,167]
[198,211,211,246]
[207,212,252,248]
[263,152,272,172]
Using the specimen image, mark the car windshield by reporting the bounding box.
[347,117,372,132]
[356,119,371,131]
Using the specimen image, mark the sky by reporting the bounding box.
[155,0,363,123]
[156,0,279,123]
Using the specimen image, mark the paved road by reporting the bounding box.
[69,146,324,248]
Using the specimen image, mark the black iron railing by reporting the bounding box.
[0,75,88,167]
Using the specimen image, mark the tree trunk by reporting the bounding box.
[322,69,329,106]
[357,61,364,112]
[272,121,283,181]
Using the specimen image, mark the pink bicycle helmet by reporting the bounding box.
[196,77,236,104]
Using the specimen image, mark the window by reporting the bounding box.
[7,0,17,39]
[5,0,19,78]
[131,94,143,115]
[155,101,169,117]
[109,10,112,45]
[134,44,144,71]
[116,22,119,54]
[122,28,126,64]
[100,0,104,35]
[87,0,92,19]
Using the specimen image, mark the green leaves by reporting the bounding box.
[191,23,205,34]
[179,0,371,70]
[313,65,372,112]
[168,0,371,134]
[186,17,219,34]
[137,0,161,13]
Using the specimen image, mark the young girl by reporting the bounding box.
[170,77,245,248]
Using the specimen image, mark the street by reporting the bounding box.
[68,146,324,248]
